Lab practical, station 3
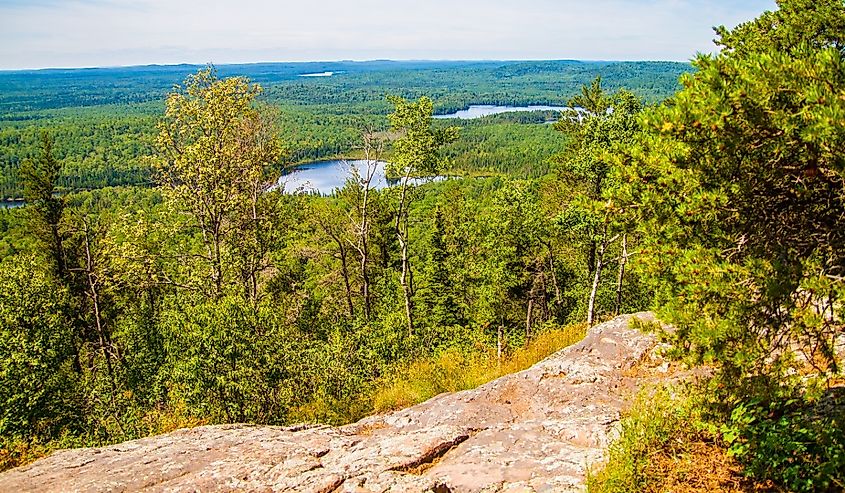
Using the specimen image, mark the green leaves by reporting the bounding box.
[721,394,845,492]
[154,67,285,299]
[0,255,78,442]
[615,0,845,377]
[386,95,459,177]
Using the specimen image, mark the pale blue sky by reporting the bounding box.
[0,0,776,70]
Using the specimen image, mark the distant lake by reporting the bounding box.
[299,71,334,77]
[276,160,445,195]
[434,105,570,120]
[0,199,24,209]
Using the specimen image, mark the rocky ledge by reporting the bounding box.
[0,312,672,493]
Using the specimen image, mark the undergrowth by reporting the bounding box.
[370,322,586,413]
[588,378,845,493]
[587,384,759,493]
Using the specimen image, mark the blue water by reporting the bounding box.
[276,160,444,195]
[434,105,569,119]
[0,200,24,209]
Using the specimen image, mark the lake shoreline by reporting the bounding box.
[434,104,570,120]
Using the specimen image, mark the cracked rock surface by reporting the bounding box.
[0,313,665,493]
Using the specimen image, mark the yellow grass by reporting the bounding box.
[371,323,587,413]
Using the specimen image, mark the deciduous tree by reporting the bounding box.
[155,67,284,300]
[386,96,458,335]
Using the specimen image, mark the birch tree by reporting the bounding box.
[386,96,458,335]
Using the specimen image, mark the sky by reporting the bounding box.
[0,0,777,70]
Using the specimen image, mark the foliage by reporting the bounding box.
[721,386,845,492]
[386,95,459,334]
[19,132,67,277]
[551,77,646,325]
[614,0,845,378]
[387,95,459,177]
[161,296,297,424]
[587,383,759,493]
[0,255,79,443]
[598,2,845,490]
[155,67,285,299]
[591,376,845,493]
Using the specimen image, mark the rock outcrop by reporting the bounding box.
[0,312,670,493]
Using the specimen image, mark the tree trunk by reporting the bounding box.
[338,242,355,318]
[247,185,263,307]
[546,243,562,306]
[81,223,122,435]
[586,175,604,282]
[587,230,618,327]
[526,298,534,341]
[360,248,371,320]
[614,234,628,316]
[395,168,415,336]
[50,222,67,281]
[212,219,224,298]
[353,145,380,321]
[586,246,603,327]
[399,223,414,336]
[497,325,503,365]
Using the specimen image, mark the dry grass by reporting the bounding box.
[0,401,208,473]
[643,435,777,493]
[0,441,54,472]
[371,323,586,414]
[587,385,777,493]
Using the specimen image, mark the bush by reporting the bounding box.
[0,256,81,467]
[722,388,845,492]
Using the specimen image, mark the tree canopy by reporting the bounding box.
[617,0,845,376]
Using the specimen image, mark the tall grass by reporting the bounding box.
[370,323,586,413]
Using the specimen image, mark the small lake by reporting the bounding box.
[0,199,24,209]
[434,105,570,120]
[276,160,444,195]
[299,71,334,77]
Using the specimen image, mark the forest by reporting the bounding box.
[1,1,844,491]
[0,59,688,200]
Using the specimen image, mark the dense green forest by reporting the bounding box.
[1,1,843,491]
[0,60,688,200]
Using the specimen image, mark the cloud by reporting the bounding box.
[0,0,777,69]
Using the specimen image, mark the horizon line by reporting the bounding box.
[0,57,695,73]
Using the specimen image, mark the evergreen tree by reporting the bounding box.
[615,0,845,376]
[418,207,461,328]
[19,132,67,279]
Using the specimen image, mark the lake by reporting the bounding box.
[434,105,570,120]
[276,160,444,195]
[299,71,334,77]
[0,199,24,209]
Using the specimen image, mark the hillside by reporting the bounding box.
[0,313,675,493]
